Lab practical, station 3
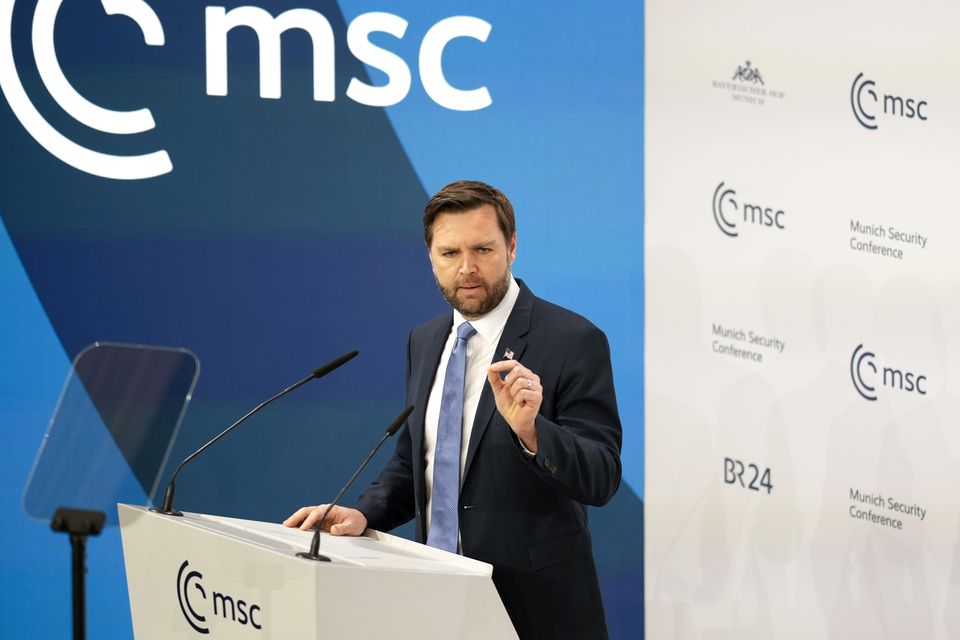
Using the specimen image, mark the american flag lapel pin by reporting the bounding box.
[503,348,515,360]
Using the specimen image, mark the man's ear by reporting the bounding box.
[508,233,517,266]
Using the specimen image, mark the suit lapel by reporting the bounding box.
[463,281,534,482]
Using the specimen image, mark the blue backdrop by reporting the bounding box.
[0,1,643,637]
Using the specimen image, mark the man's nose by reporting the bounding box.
[459,254,477,274]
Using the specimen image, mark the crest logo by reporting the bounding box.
[732,60,764,85]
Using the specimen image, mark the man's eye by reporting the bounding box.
[443,251,457,258]
[477,247,491,254]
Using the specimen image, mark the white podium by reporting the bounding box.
[118,504,517,639]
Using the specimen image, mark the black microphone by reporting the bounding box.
[151,350,359,516]
[297,404,413,562]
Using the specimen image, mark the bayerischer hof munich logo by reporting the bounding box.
[711,60,785,107]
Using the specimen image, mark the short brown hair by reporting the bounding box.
[423,180,516,246]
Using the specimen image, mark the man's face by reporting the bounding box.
[428,204,516,319]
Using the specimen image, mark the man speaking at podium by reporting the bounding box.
[285,181,622,639]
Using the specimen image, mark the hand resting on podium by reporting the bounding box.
[283,504,368,536]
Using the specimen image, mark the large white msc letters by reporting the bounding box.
[205,6,492,111]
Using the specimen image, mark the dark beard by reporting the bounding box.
[437,271,511,319]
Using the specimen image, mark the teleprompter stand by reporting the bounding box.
[50,507,106,640]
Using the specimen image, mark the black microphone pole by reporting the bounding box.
[297,404,414,562]
[152,350,359,516]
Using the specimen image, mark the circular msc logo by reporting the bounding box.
[177,560,210,634]
[850,343,928,401]
[850,71,928,131]
[850,343,877,401]
[712,181,786,238]
[712,182,738,237]
[176,560,263,634]
[0,0,172,179]
[850,72,878,130]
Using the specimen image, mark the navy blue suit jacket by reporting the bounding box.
[356,281,622,639]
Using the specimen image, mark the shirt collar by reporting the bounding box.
[452,275,520,346]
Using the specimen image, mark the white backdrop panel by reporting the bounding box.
[645,1,960,638]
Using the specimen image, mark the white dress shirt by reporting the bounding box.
[423,276,520,535]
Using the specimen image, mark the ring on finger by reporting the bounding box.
[526,378,533,389]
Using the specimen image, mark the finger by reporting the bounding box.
[517,370,540,386]
[329,519,355,536]
[489,362,513,385]
[510,376,539,396]
[330,512,364,536]
[283,506,313,527]
[517,388,541,407]
[488,359,519,373]
[298,509,319,531]
[486,367,508,393]
[300,505,329,531]
[503,365,538,389]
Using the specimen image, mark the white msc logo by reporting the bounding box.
[0,1,492,180]
[0,0,170,180]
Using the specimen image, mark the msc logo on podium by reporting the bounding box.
[850,343,927,401]
[177,560,263,634]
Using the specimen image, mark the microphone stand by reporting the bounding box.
[297,405,413,562]
[152,350,358,516]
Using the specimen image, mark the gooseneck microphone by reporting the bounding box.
[151,350,359,516]
[297,404,414,562]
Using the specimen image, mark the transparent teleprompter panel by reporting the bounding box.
[23,343,199,525]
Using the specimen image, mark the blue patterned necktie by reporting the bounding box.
[427,321,476,553]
